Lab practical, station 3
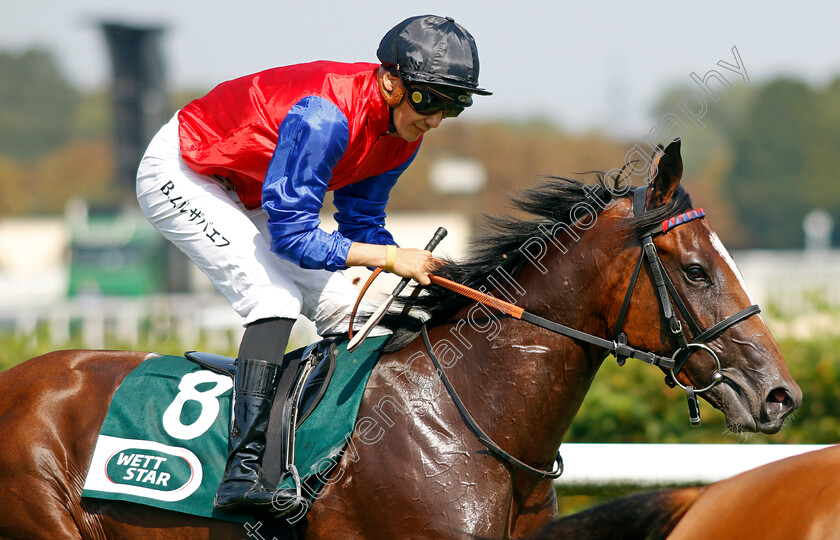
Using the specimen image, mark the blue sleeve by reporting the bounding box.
[332,147,419,247]
[262,96,354,271]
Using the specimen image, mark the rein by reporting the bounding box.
[420,325,564,479]
[427,274,679,370]
[349,187,761,479]
[427,188,759,430]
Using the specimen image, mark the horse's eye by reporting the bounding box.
[684,264,708,282]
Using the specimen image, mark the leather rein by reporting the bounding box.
[352,187,761,479]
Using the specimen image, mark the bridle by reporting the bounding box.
[613,186,760,421]
[420,186,761,479]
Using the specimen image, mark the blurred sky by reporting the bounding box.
[2,0,840,136]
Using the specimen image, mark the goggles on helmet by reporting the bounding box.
[405,83,470,118]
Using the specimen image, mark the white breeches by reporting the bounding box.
[136,113,365,335]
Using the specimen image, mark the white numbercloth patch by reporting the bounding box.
[83,435,203,502]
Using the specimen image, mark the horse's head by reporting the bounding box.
[612,139,801,434]
[387,139,800,436]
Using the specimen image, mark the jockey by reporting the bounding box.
[136,15,491,516]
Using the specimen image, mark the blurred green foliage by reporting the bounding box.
[651,76,840,249]
[0,324,316,374]
[0,48,79,160]
[727,78,840,248]
[0,47,204,216]
[0,332,234,373]
[567,334,840,445]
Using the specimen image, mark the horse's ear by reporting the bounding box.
[646,138,683,209]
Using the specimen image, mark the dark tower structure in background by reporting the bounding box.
[67,22,190,294]
[101,22,169,199]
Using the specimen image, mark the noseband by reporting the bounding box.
[421,186,761,479]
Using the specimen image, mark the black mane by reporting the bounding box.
[381,176,693,352]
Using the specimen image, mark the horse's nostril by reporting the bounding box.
[768,387,790,405]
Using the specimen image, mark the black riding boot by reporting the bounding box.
[214,317,305,517]
[214,357,280,511]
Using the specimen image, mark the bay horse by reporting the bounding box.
[534,445,840,540]
[0,140,800,539]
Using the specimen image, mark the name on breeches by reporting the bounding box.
[115,453,171,486]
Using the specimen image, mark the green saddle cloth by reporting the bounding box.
[81,336,388,522]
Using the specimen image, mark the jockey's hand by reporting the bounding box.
[345,242,438,286]
[392,247,436,286]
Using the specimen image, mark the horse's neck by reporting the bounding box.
[441,259,609,468]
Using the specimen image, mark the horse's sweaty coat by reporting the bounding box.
[0,140,800,539]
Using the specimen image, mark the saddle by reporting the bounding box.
[185,339,336,429]
[185,337,339,488]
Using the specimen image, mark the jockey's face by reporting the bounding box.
[379,68,446,142]
[391,98,445,142]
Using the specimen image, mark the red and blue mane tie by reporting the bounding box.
[661,208,705,233]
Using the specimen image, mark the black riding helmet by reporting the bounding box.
[377,15,492,111]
